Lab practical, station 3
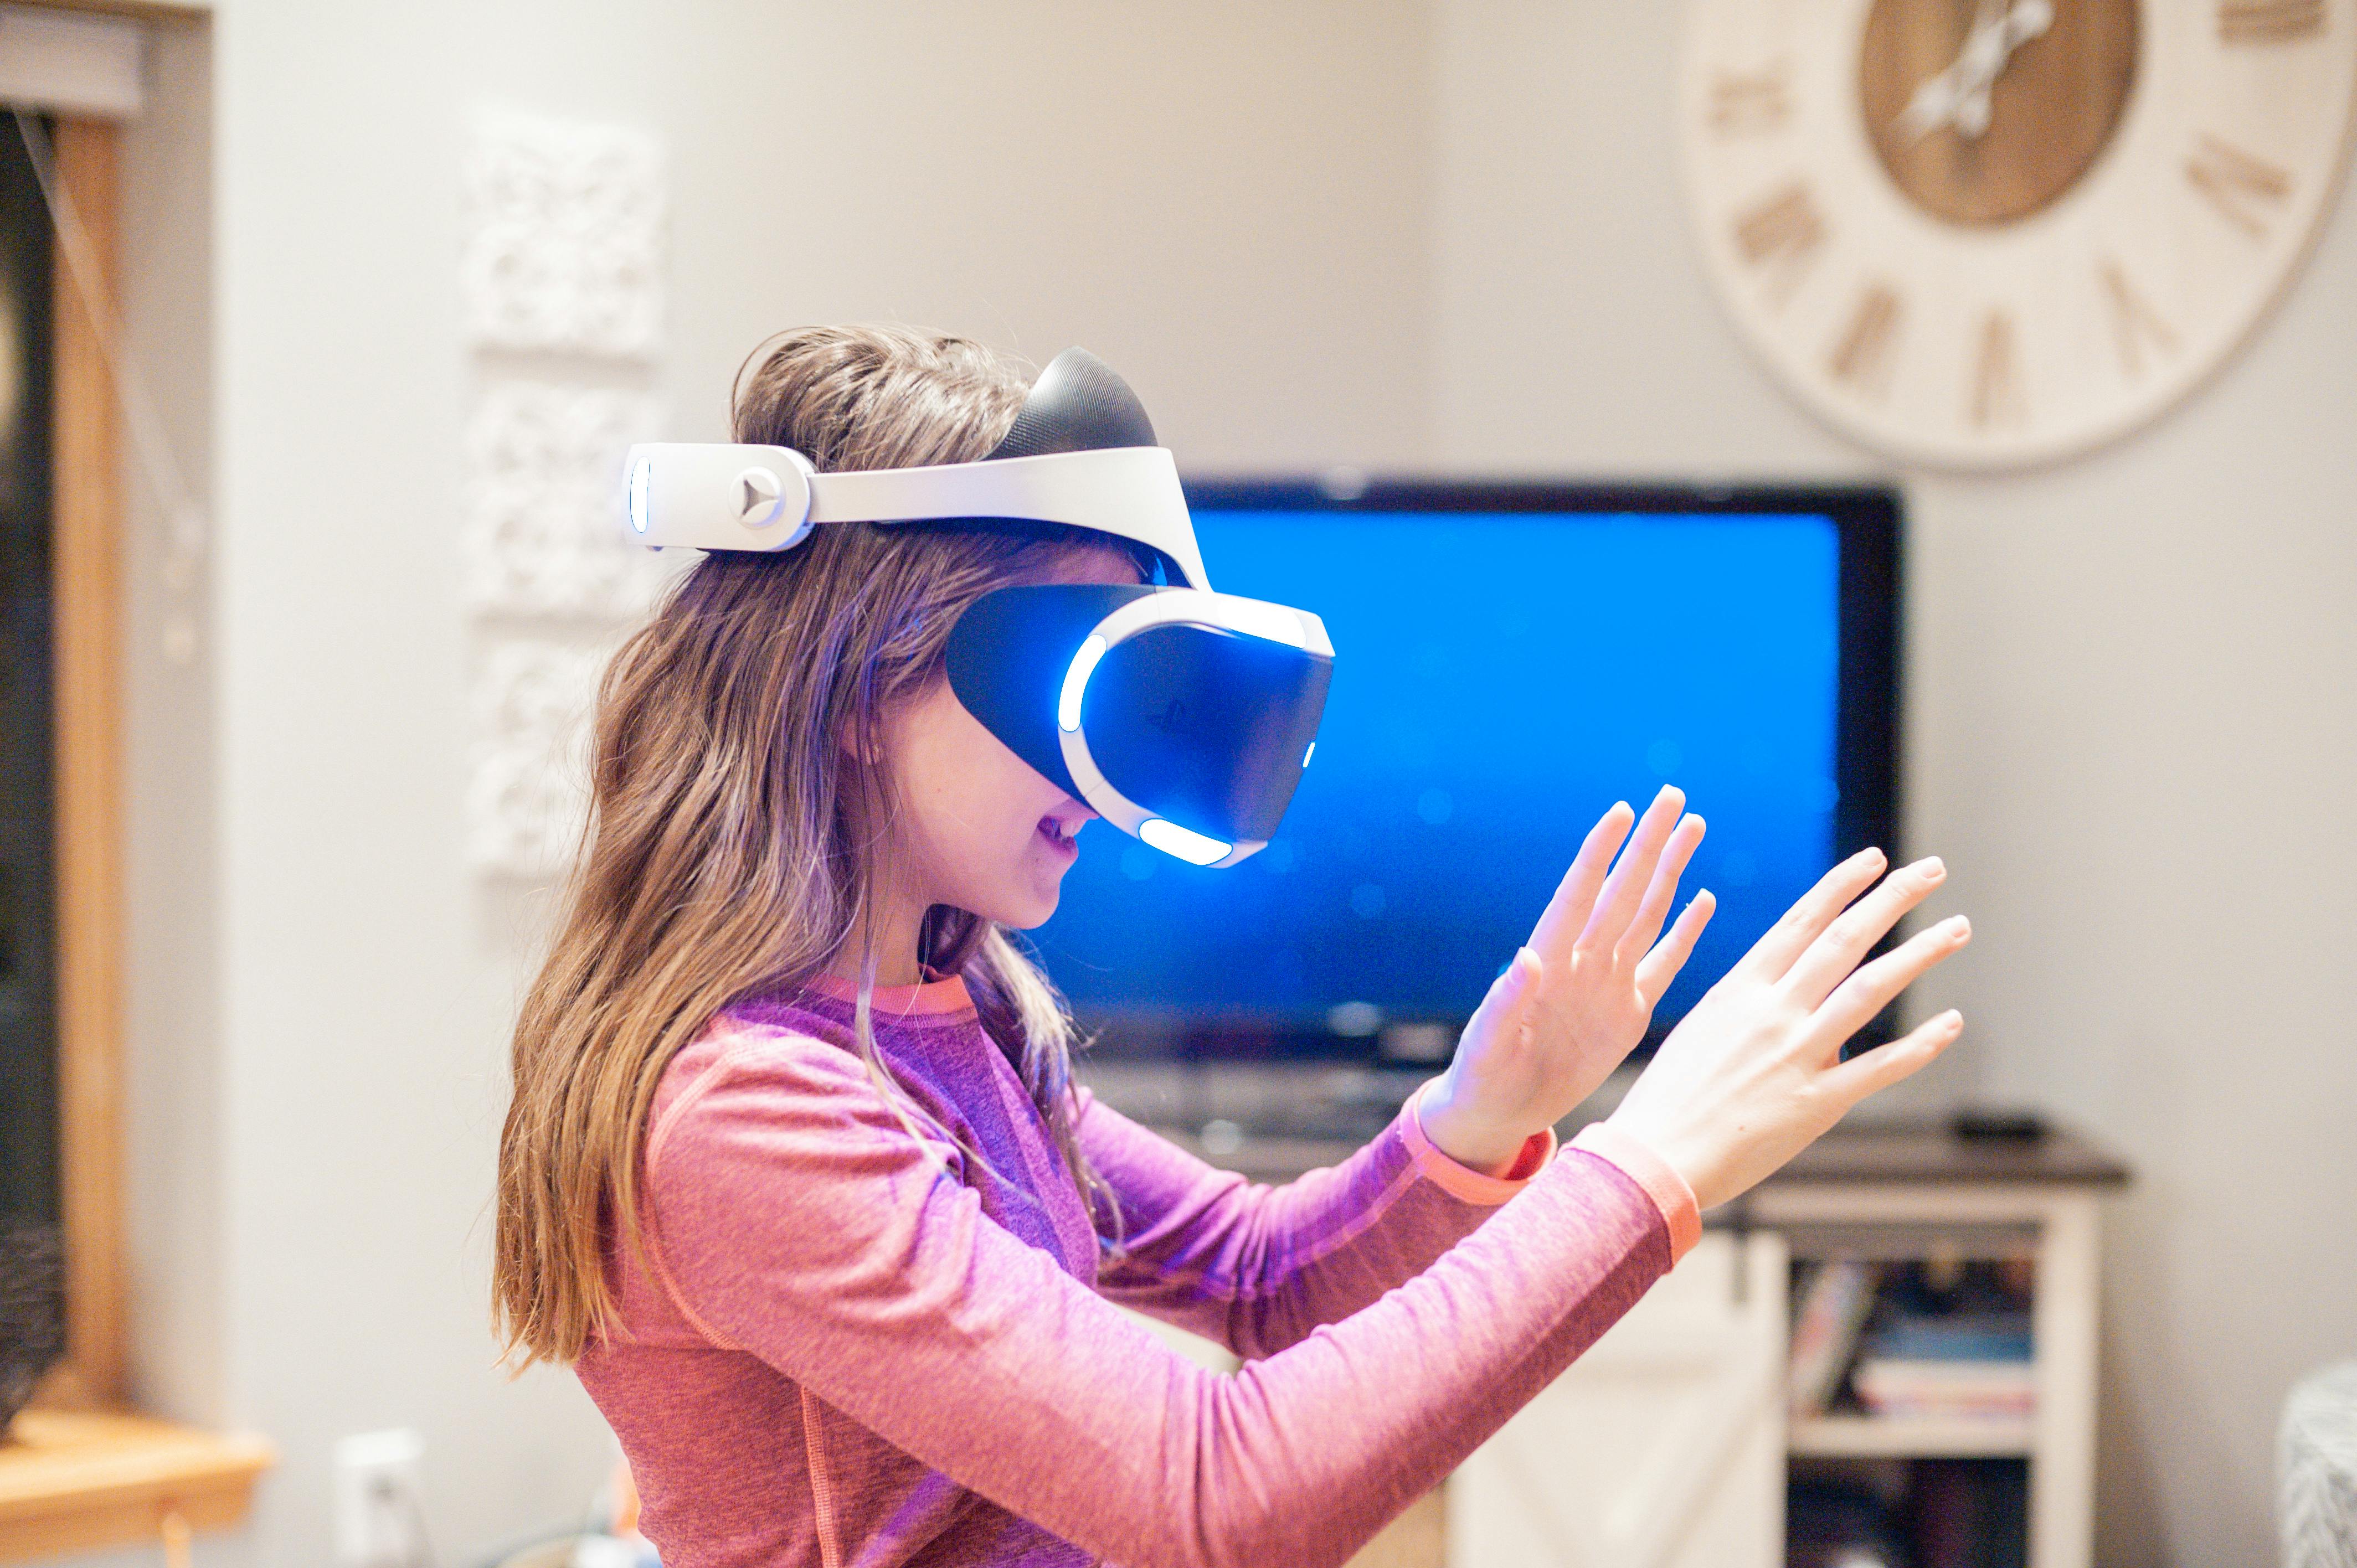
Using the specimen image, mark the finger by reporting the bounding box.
[1634,889,1716,1007]
[1617,812,1706,963]
[1738,847,1890,982]
[1822,1009,1965,1108]
[1528,801,1637,957]
[1577,786,1687,953]
[1807,915,1972,1049]
[1783,858,1949,1008]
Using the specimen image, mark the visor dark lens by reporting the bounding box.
[1083,625,1332,843]
[946,582,1157,799]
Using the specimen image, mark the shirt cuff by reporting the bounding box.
[1401,1081,1557,1205]
[1571,1121,1702,1263]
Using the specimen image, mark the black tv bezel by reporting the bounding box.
[1071,475,1905,1064]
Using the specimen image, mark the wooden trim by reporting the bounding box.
[10,116,269,1564]
[1,0,209,22]
[48,116,127,1412]
[0,1411,270,1562]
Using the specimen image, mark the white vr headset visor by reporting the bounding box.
[617,348,1332,866]
[948,583,1332,867]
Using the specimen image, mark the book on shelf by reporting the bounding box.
[1852,1312,2035,1420]
[1788,1259,1877,1419]
[1852,1360,2036,1419]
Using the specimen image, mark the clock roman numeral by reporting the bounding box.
[2185,133,2293,237]
[2219,0,2325,41]
[1731,181,1826,304]
[1969,312,2026,431]
[1827,282,1903,400]
[2099,259,2179,378]
[1709,64,1792,135]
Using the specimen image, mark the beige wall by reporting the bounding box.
[88,3,1435,1566]
[1431,4,2357,1564]
[118,13,224,1433]
[75,4,2353,1566]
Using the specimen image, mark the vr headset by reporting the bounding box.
[620,348,1332,868]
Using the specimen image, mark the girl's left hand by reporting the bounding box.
[1418,787,1715,1173]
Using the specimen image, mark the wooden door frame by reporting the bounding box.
[36,115,127,1412]
[0,92,267,1568]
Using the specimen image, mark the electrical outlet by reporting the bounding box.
[333,1428,425,1568]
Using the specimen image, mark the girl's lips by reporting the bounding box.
[1036,817,1081,859]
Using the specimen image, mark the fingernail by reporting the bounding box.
[1939,1009,1964,1030]
[1858,845,1887,866]
[1948,916,1971,938]
[1918,857,1946,880]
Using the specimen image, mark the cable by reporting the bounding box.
[363,1469,442,1568]
[12,106,208,663]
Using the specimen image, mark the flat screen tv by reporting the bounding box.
[1035,478,1902,1065]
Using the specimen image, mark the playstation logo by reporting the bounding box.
[733,466,784,527]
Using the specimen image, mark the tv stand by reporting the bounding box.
[1744,1120,2128,1568]
[1085,1061,2129,1568]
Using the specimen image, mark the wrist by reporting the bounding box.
[1574,1118,1705,1261]
[1416,1077,1534,1177]
[1603,1106,1717,1212]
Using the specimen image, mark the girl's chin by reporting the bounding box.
[1008,869,1078,929]
[961,829,1082,931]
[990,888,1061,931]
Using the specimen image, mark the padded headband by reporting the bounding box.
[622,348,1210,589]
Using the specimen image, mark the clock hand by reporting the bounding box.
[1894,63,1969,143]
[1898,0,2055,146]
[1952,0,2054,137]
[1895,0,2005,143]
[2005,0,2056,45]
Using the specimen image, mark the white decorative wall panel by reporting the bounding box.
[461,112,664,358]
[465,640,607,878]
[463,380,663,617]
[461,111,669,883]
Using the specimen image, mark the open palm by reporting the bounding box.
[1419,787,1714,1172]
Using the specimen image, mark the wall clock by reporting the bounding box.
[1680,0,2357,469]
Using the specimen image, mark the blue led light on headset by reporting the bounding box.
[1058,636,1109,734]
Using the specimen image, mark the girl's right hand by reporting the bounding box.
[1607,848,1970,1212]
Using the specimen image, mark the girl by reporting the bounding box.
[493,325,1969,1568]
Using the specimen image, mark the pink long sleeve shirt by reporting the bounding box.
[576,974,1700,1568]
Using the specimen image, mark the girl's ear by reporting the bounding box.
[838,694,885,766]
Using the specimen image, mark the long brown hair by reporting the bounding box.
[494,326,1123,1368]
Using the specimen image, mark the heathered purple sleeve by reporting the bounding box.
[1079,1087,1557,1359]
[645,1029,1672,1568]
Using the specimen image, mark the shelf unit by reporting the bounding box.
[1093,1058,2132,1568]
[1747,1138,2128,1568]
[0,1409,271,1562]
[1788,1414,2037,1459]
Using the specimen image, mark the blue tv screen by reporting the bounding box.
[1035,483,1900,1058]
